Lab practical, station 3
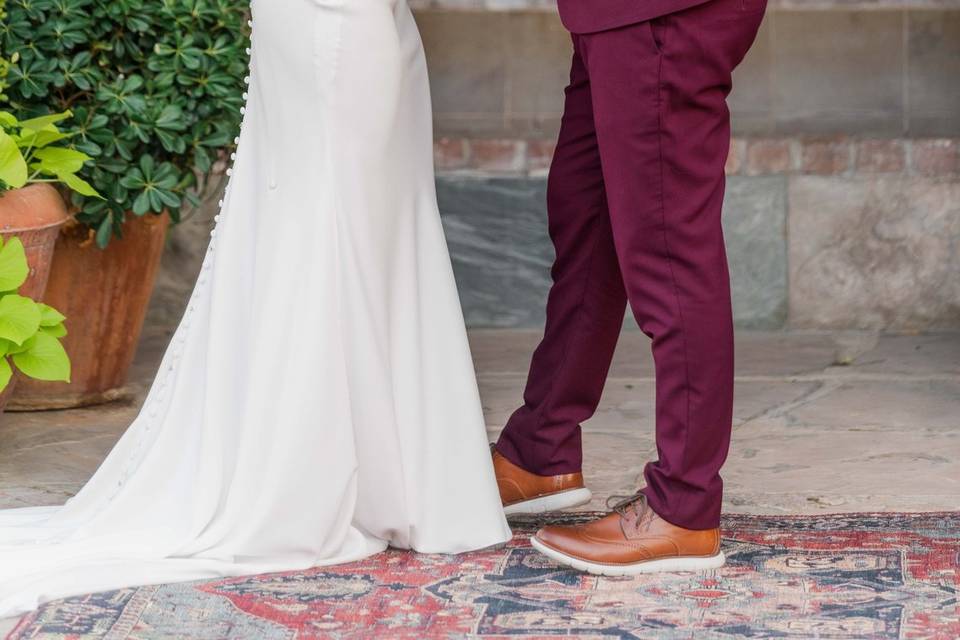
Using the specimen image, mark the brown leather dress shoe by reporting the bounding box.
[531,493,725,575]
[492,446,592,516]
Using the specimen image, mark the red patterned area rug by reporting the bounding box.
[8,513,959,640]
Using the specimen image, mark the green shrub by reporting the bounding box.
[0,0,250,246]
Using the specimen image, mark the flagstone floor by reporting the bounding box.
[1,327,958,635]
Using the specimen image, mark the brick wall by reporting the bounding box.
[435,136,960,178]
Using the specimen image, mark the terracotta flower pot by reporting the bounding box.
[8,212,170,410]
[0,184,72,415]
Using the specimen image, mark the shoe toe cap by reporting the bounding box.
[535,525,579,552]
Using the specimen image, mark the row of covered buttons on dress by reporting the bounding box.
[99,19,258,507]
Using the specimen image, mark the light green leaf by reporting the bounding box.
[2,338,30,356]
[16,128,71,149]
[0,112,17,127]
[32,147,91,174]
[58,172,103,198]
[0,130,28,189]
[0,237,29,292]
[12,332,71,382]
[18,111,71,132]
[0,337,30,356]
[41,322,67,338]
[37,303,66,327]
[0,357,11,393]
[0,294,41,345]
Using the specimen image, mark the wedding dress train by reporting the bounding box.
[0,0,511,616]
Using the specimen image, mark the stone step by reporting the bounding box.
[435,170,958,331]
[437,175,788,329]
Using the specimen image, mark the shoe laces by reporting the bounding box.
[606,492,653,531]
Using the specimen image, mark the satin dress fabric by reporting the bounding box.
[0,0,511,616]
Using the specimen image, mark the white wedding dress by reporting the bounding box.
[0,0,511,617]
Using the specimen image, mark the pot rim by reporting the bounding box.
[0,217,73,235]
[0,183,73,235]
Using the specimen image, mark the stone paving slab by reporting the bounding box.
[470,329,853,378]
[730,421,959,492]
[782,380,960,430]
[836,332,960,376]
[0,330,957,516]
[474,330,960,513]
[479,377,822,433]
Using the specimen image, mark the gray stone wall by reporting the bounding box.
[436,171,959,331]
[437,176,791,329]
[416,8,960,139]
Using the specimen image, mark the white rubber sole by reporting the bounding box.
[530,536,726,576]
[503,487,593,516]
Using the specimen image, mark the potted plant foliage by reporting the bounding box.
[0,236,71,415]
[0,0,249,408]
[0,109,97,412]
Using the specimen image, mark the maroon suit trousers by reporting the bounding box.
[496,0,766,530]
